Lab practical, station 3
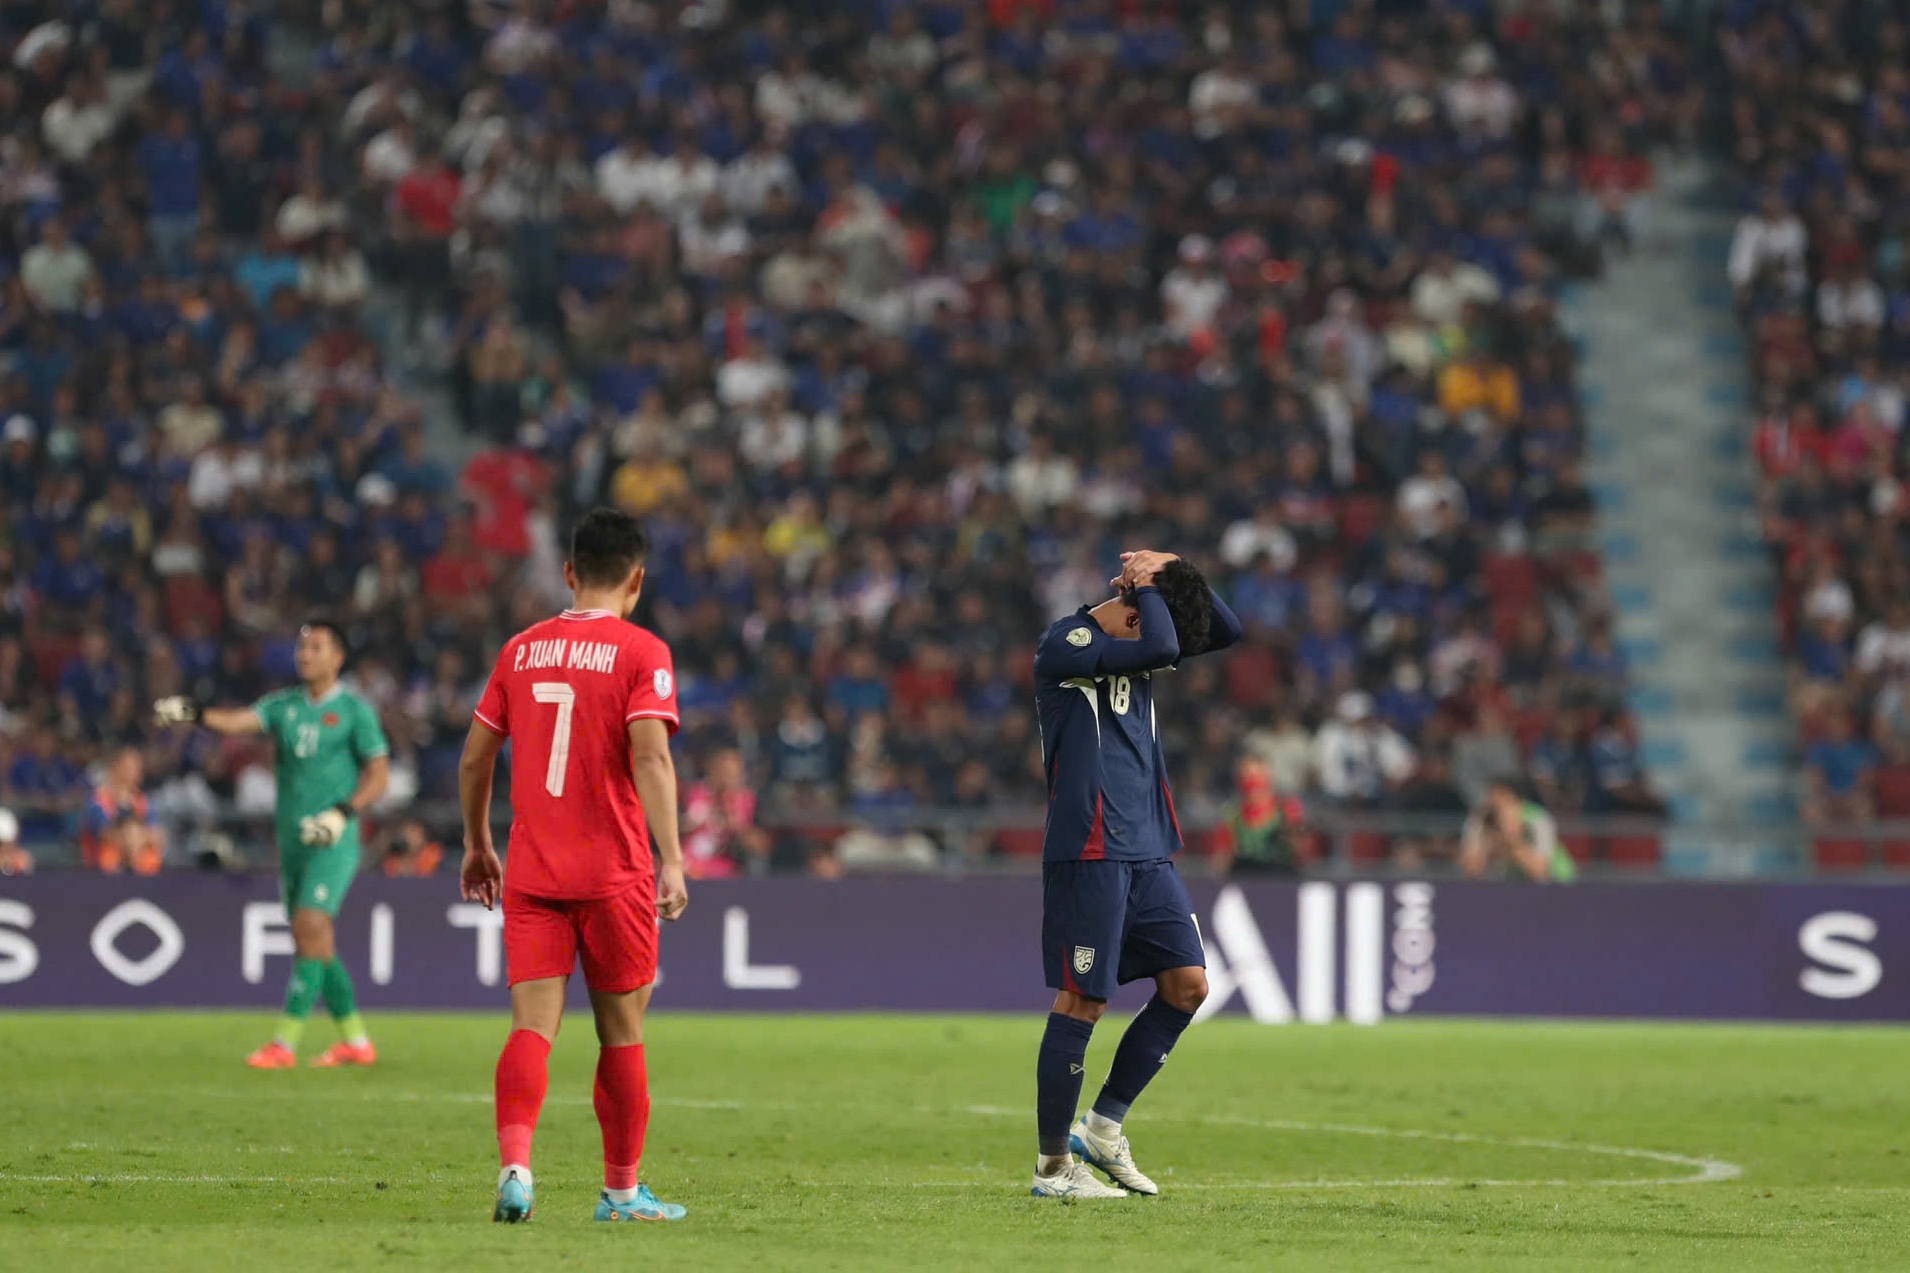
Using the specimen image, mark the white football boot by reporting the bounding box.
[1069,1119,1159,1195]
[1030,1158,1129,1200]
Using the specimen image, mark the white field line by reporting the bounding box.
[951,1103,1742,1187]
[4,1090,1745,1193]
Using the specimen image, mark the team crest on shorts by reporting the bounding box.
[1073,945,1096,975]
[1066,627,1092,647]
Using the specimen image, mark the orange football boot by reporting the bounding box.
[246,1041,297,1069]
[309,1040,378,1068]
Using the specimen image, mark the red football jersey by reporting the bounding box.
[473,609,679,900]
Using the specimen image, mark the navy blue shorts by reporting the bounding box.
[1041,857,1205,1001]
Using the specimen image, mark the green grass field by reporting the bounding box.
[1,1013,1906,1270]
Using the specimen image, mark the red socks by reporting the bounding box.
[495,1029,552,1168]
[593,1044,650,1191]
[495,1031,648,1190]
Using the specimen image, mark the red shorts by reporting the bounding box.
[503,881,657,993]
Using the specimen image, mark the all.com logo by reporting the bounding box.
[1195,882,1435,1026]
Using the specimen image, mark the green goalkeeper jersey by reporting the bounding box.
[252,685,389,843]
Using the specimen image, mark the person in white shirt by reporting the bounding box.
[721,132,799,215]
[1006,434,1080,519]
[298,230,370,309]
[715,336,790,409]
[276,173,348,247]
[1443,43,1518,141]
[737,388,811,473]
[678,193,751,278]
[1189,52,1257,139]
[756,51,823,129]
[360,116,419,185]
[1856,601,1910,679]
[42,72,116,164]
[1409,250,1500,329]
[1817,262,1886,335]
[19,216,92,312]
[340,70,422,140]
[595,134,665,216]
[1397,450,1469,540]
[1728,190,1808,299]
[1314,692,1415,804]
[1161,235,1229,339]
[188,436,266,510]
[867,8,937,79]
[648,132,721,220]
[1218,507,1299,572]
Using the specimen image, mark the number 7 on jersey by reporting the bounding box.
[531,682,575,796]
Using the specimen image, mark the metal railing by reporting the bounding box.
[17,799,1910,879]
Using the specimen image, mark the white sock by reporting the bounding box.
[604,1184,640,1204]
[499,1164,532,1191]
[1036,1153,1072,1177]
[1084,1110,1122,1139]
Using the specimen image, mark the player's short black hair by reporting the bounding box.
[1150,559,1213,657]
[570,506,650,586]
[301,617,349,658]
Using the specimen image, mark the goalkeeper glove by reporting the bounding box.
[299,802,354,847]
[153,696,201,726]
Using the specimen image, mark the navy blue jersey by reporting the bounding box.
[1033,585,1243,863]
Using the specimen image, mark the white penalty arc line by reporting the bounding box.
[17,1091,1742,1193]
[949,1103,1742,1189]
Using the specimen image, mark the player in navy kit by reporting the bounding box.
[1028,549,1243,1199]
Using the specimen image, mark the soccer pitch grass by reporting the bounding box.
[2,1014,1906,1271]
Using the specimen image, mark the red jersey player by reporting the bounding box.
[456,507,691,1224]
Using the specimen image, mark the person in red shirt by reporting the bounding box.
[461,444,546,560]
[421,517,497,620]
[681,746,768,878]
[390,146,461,336]
[457,507,690,1225]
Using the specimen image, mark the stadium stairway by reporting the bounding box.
[1564,156,1797,874]
[267,20,475,466]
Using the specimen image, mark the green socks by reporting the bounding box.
[322,959,369,1046]
[275,956,326,1048]
[275,958,369,1050]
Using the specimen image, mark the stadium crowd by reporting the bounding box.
[1723,1,1910,840]
[0,0,1685,876]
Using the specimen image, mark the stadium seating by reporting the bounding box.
[1723,3,1910,853]
[0,0,1680,873]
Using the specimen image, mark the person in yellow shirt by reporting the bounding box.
[608,443,689,516]
[1437,345,1520,423]
[763,492,832,569]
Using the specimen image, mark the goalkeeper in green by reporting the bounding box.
[155,619,391,1067]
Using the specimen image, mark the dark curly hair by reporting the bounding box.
[1146,559,1213,657]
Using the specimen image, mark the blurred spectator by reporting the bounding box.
[0,0,1664,871]
[1314,692,1415,808]
[79,747,165,874]
[1460,780,1576,883]
[1723,5,1910,836]
[20,217,92,313]
[0,807,31,875]
[1452,707,1521,808]
[1212,756,1306,876]
[1392,749,1471,867]
[1804,713,1878,827]
[381,818,445,878]
[1587,712,1667,817]
[682,747,769,879]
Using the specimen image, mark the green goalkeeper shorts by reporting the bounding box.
[278,828,363,918]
